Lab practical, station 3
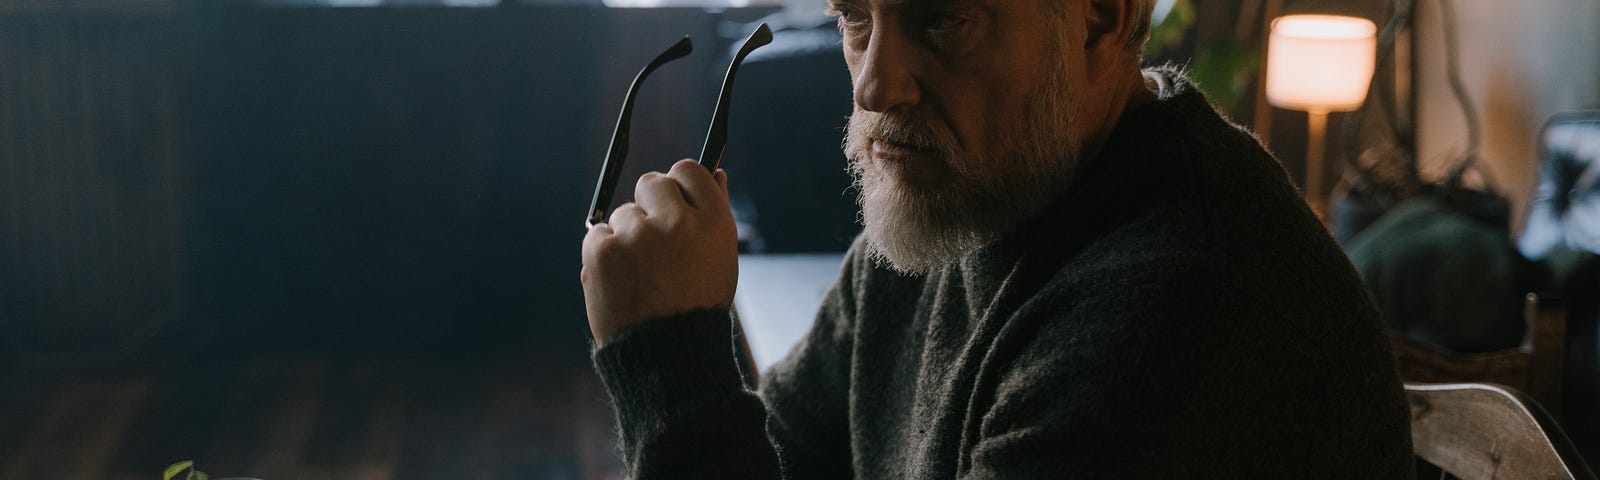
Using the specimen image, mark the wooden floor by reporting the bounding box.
[0,350,622,480]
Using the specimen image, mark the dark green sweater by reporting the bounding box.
[592,69,1415,478]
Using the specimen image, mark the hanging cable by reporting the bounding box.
[1340,0,1416,192]
[1439,0,1481,161]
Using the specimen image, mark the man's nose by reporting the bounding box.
[852,27,920,113]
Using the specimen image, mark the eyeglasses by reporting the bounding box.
[585,23,774,228]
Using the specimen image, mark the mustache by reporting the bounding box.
[846,109,957,155]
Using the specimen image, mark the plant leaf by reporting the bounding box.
[164,461,194,480]
[1145,0,1196,58]
[1190,38,1261,114]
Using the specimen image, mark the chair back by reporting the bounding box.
[1407,382,1596,480]
[1519,108,1600,467]
[1391,293,1567,415]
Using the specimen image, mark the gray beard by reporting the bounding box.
[843,72,1085,275]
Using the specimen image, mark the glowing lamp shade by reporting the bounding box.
[1266,15,1378,113]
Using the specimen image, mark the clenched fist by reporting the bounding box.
[580,159,739,346]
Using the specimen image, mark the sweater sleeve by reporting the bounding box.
[589,247,863,480]
[591,308,783,479]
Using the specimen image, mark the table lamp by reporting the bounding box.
[1265,14,1377,217]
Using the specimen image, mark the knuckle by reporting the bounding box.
[635,175,670,198]
[583,232,610,255]
[613,203,640,218]
[672,159,704,176]
[581,228,605,252]
[638,171,671,188]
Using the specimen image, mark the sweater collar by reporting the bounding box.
[957,67,1215,285]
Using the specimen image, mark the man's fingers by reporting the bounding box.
[670,159,725,209]
[609,202,644,232]
[581,223,612,266]
[634,171,689,216]
[714,169,728,190]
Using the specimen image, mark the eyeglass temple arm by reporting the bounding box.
[587,36,694,228]
[698,23,773,173]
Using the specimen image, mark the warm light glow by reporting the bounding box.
[1266,14,1378,113]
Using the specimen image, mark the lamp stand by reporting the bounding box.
[1304,110,1329,218]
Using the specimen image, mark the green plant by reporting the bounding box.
[1188,38,1262,112]
[164,460,208,480]
[1144,0,1264,115]
[1146,0,1196,57]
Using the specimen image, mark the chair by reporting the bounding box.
[1518,109,1600,464]
[1388,109,1600,466]
[1407,382,1596,480]
[1391,293,1568,416]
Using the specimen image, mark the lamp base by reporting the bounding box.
[1305,110,1329,222]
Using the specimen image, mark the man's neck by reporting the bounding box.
[1077,67,1160,165]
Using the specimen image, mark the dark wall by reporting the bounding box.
[725,38,859,253]
[1,10,195,362]
[0,3,830,359]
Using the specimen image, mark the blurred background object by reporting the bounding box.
[0,1,840,476]
[1264,13,1376,217]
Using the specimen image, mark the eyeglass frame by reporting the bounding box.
[585,23,774,228]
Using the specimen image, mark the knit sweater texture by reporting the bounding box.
[591,69,1415,479]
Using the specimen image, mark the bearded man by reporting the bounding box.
[578,0,1415,476]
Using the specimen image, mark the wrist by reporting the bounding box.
[591,303,733,347]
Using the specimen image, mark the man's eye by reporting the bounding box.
[827,5,871,41]
[826,5,866,24]
[925,13,966,33]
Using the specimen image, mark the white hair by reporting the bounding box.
[1128,0,1157,51]
[1047,0,1157,53]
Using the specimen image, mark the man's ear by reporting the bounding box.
[1083,0,1141,80]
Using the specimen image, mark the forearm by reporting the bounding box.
[591,308,783,479]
